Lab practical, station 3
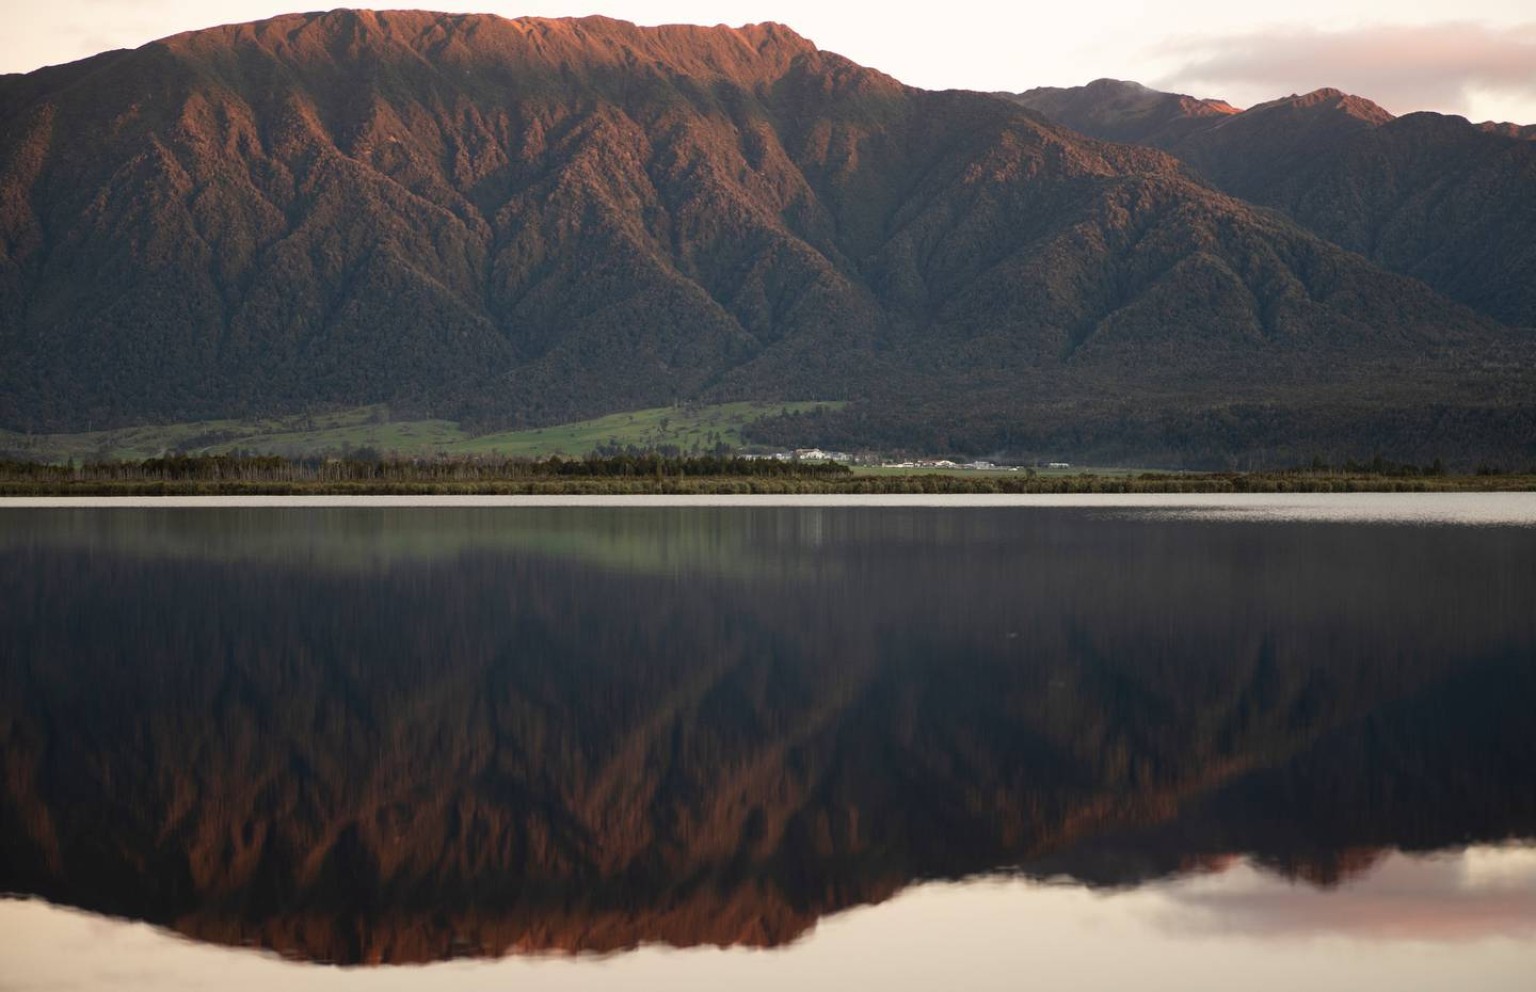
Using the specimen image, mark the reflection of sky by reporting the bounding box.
[1151,848,1536,941]
[3,846,1533,992]
[7,492,1536,523]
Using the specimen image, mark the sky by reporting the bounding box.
[4,1,1536,123]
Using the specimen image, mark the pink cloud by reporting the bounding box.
[1156,22,1536,119]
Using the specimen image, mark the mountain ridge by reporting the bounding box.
[1,11,1531,464]
[1007,78,1536,330]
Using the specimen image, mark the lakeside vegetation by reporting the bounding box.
[2,454,1532,496]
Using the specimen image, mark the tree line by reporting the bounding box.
[0,453,852,485]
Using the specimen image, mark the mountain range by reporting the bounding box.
[1009,79,1536,328]
[1,11,1532,465]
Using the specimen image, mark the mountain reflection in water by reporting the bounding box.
[1,505,1533,966]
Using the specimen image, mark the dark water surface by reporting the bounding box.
[2,499,1534,989]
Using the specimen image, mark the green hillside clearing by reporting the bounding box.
[0,402,845,463]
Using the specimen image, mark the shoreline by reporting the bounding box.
[3,491,1535,529]
[1,475,1533,499]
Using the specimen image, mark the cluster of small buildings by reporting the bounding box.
[745,448,857,463]
[745,449,1073,471]
[880,459,1020,471]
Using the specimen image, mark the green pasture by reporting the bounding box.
[0,401,845,463]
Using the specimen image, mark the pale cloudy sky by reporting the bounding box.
[5,1,1536,123]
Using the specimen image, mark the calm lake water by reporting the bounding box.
[2,495,1534,990]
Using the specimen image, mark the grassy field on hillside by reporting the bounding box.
[0,402,844,463]
[447,402,843,457]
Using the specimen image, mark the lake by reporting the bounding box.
[2,495,1534,990]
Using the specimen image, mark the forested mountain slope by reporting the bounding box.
[1010,80,1536,328]
[1,12,1530,463]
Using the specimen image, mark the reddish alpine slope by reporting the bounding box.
[0,12,1524,464]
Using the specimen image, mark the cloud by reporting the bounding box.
[1154,22,1536,119]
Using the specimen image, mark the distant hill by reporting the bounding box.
[1008,80,1536,329]
[1006,77,1239,146]
[1,11,1532,465]
[1478,121,1536,140]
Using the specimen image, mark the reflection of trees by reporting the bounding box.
[1,510,1533,963]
